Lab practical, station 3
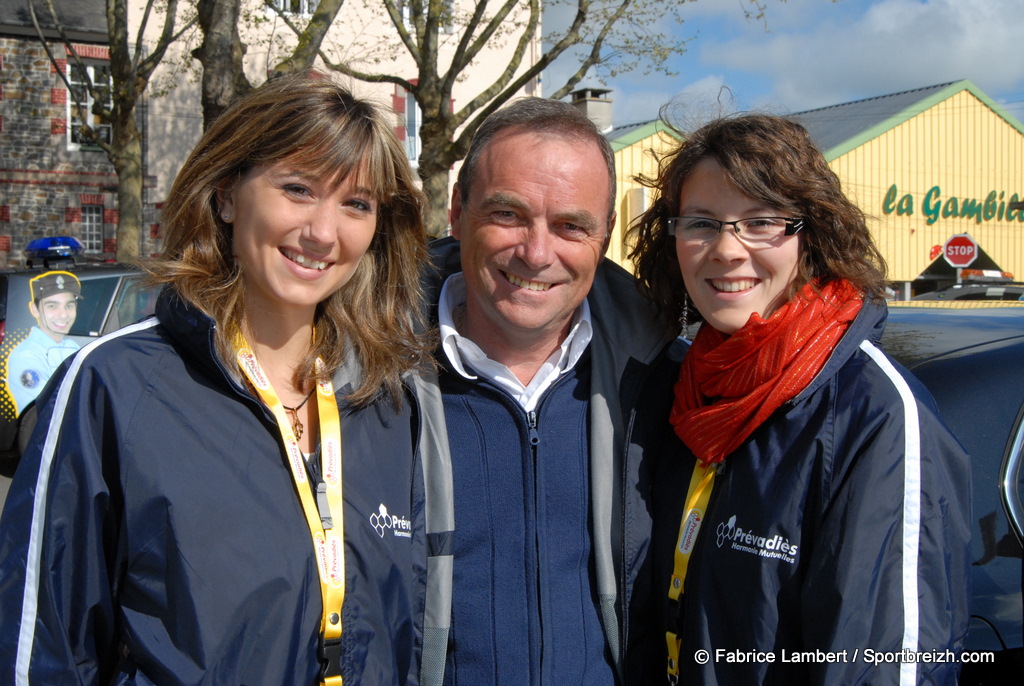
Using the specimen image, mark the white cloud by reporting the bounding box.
[543,0,1024,125]
[708,0,1024,111]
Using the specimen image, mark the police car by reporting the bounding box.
[913,270,1024,302]
[0,237,160,455]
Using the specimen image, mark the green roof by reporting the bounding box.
[604,81,1024,160]
[788,80,1024,160]
[605,120,681,152]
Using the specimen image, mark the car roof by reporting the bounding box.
[0,263,140,278]
[884,303,1024,366]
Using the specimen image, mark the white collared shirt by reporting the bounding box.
[438,274,593,412]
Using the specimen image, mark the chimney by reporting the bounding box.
[571,88,613,133]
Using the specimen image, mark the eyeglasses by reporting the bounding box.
[667,216,805,248]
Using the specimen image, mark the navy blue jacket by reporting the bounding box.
[0,289,427,685]
[653,301,972,685]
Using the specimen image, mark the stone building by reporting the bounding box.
[3,0,544,258]
[0,0,160,264]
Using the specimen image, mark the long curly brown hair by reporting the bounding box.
[146,75,431,407]
[629,113,887,333]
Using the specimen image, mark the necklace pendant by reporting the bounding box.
[286,408,304,441]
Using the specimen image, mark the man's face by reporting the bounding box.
[450,131,613,361]
[30,291,78,342]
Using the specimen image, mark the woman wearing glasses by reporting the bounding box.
[630,114,971,685]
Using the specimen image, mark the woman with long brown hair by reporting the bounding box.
[0,76,431,685]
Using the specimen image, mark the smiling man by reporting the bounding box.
[7,271,82,413]
[414,98,680,686]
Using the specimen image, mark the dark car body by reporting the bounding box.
[882,303,1024,682]
[0,264,160,452]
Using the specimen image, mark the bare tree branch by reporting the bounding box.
[200,0,702,234]
[267,0,349,77]
[28,0,187,261]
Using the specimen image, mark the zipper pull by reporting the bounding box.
[527,410,540,446]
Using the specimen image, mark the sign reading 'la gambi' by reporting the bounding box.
[883,185,1024,226]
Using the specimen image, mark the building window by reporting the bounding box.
[404,91,421,166]
[441,0,455,35]
[81,204,104,252]
[270,0,318,16]
[396,1,454,33]
[67,62,112,150]
[396,0,412,27]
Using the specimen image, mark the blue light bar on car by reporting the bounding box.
[24,236,85,259]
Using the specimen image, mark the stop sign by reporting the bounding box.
[943,234,978,268]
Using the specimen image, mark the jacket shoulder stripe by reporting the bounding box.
[15,317,160,685]
[858,339,921,686]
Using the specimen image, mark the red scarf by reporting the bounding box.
[671,280,863,465]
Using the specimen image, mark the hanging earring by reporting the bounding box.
[679,294,691,340]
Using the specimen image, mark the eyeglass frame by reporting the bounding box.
[666,216,805,247]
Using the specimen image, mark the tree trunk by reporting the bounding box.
[417,109,455,238]
[111,114,143,263]
[419,166,452,238]
[194,0,250,128]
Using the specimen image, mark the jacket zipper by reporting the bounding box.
[527,409,540,448]
[527,407,544,678]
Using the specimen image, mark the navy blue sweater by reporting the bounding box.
[439,355,616,686]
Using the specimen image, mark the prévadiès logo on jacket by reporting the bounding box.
[369,503,412,539]
[715,514,799,564]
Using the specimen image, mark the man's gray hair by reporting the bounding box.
[457,97,617,223]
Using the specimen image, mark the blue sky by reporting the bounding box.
[544,0,1024,128]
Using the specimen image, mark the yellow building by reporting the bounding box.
[603,81,1024,298]
[604,120,681,268]
[790,80,1024,298]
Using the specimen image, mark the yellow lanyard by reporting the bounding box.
[235,338,346,686]
[666,459,717,683]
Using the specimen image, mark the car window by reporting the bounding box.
[107,277,160,334]
[69,276,120,337]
